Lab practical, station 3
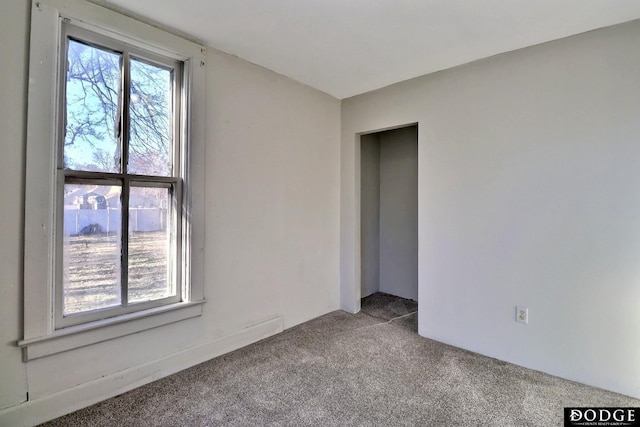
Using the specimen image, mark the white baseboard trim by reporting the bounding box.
[0,316,284,427]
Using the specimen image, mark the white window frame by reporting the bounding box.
[19,0,206,361]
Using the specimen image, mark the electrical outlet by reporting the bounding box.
[516,306,528,324]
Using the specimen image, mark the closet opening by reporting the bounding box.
[360,124,418,317]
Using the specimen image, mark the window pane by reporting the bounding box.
[128,58,173,176]
[128,186,173,303]
[64,39,121,173]
[63,184,122,315]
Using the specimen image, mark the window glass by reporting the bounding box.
[128,58,173,176]
[128,185,173,303]
[64,39,121,173]
[63,183,122,315]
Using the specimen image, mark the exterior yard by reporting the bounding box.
[63,230,171,315]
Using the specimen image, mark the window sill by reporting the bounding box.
[17,300,205,361]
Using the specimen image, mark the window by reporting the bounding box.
[20,0,205,360]
[58,24,184,327]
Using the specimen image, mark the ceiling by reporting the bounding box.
[100,0,640,99]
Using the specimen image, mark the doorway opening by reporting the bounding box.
[360,124,418,316]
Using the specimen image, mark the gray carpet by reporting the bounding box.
[42,293,638,426]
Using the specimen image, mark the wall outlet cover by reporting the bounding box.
[516,306,528,324]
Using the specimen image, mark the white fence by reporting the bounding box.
[64,207,167,236]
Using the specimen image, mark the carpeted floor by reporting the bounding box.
[41,293,638,426]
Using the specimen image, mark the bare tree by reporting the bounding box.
[65,39,172,176]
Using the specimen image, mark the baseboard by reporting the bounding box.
[0,316,284,427]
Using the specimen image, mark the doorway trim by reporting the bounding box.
[340,121,419,314]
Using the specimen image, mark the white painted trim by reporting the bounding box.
[18,301,205,361]
[24,0,60,341]
[1,316,284,427]
[46,0,203,58]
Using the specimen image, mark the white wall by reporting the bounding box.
[379,126,418,301]
[205,49,341,334]
[360,126,418,301]
[341,20,640,399]
[360,134,381,298]
[0,1,341,424]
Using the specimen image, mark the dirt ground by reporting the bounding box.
[63,231,172,315]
